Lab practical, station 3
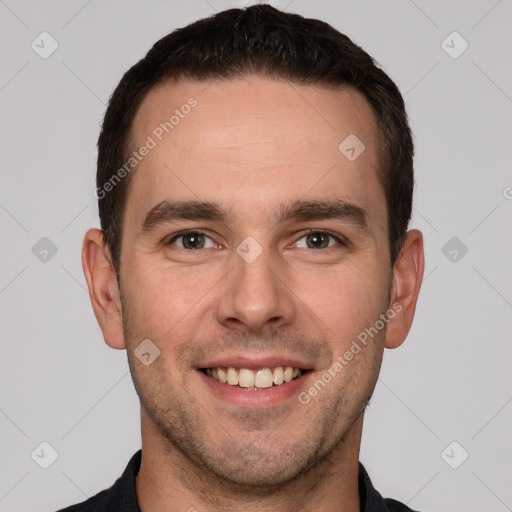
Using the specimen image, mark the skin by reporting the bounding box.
[82,76,424,512]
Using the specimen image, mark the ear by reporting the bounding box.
[82,228,125,349]
[385,229,424,349]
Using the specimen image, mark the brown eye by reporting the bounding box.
[168,232,215,250]
[306,232,330,249]
[293,231,345,250]
[182,233,205,249]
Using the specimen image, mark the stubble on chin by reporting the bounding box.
[120,291,386,492]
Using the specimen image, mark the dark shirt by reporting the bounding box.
[56,450,418,511]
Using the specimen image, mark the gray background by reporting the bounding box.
[1,0,511,510]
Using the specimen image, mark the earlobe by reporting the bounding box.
[385,229,425,349]
[82,228,126,350]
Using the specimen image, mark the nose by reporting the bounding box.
[215,244,296,333]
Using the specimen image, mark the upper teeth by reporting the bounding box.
[205,366,303,389]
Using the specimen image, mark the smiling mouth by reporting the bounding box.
[200,366,306,390]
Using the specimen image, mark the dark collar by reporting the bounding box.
[358,461,418,511]
[57,450,417,511]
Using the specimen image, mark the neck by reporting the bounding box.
[136,409,363,512]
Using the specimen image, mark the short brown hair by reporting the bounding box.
[97,4,414,275]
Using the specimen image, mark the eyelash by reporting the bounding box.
[166,229,347,250]
[166,229,217,249]
[299,229,347,248]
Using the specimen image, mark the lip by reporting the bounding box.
[196,354,314,371]
[197,368,312,407]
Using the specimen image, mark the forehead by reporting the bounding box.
[127,76,385,230]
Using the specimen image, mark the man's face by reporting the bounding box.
[119,76,393,485]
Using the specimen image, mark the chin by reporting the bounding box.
[193,434,327,489]
[206,452,311,488]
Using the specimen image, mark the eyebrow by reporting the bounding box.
[141,200,225,233]
[140,198,371,236]
[277,199,371,235]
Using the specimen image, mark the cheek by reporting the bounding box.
[295,259,390,352]
[122,261,221,342]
